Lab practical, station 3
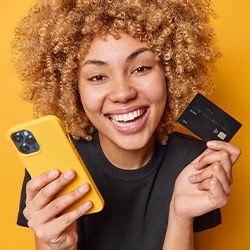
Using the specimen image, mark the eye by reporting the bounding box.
[133,66,152,74]
[88,75,106,82]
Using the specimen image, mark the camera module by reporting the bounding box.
[11,133,23,143]
[25,136,36,145]
[11,130,40,154]
[19,144,30,154]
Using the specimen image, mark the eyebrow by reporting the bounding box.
[126,47,151,62]
[81,47,151,67]
[82,59,108,67]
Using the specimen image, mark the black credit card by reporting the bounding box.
[177,93,242,142]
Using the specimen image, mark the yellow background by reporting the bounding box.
[0,1,249,249]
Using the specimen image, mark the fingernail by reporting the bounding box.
[64,170,74,179]
[49,170,59,178]
[194,162,199,169]
[189,174,196,181]
[78,184,89,193]
[207,141,216,147]
[82,201,92,210]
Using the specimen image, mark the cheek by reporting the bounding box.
[156,81,167,102]
[78,84,106,114]
[144,75,167,107]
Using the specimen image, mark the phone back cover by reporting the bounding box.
[7,115,104,214]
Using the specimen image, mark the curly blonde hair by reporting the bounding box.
[12,0,220,144]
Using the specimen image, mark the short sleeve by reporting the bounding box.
[193,209,222,232]
[17,169,31,227]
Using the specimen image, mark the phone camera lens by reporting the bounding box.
[25,136,36,145]
[12,133,23,143]
[19,144,30,154]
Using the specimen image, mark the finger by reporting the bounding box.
[207,178,228,209]
[30,170,76,209]
[43,183,91,219]
[28,183,91,226]
[39,200,93,243]
[192,163,231,195]
[190,148,214,166]
[195,150,233,183]
[26,170,61,202]
[206,140,241,163]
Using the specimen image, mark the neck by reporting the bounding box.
[99,135,155,170]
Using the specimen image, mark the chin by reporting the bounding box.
[116,134,155,151]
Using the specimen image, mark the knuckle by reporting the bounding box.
[69,184,88,200]
[36,228,48,242]
[209,178,229,208]
[211,194,228,209]
[74,207,85,218]
[210,177,219,186]
[61,214,73,227]
[237,148,242,156]
[220,150,230,159]
[38,187,49,200]
[235,147,242,158]
[69,189,79,200]
[226,187,231,196]
[26,215,39,231]
[27,219,35,230]
[49,200,61,213]
[212,162,222,172]
[26,180,35,193]
[23,207,29,219]
[218,196,228,207]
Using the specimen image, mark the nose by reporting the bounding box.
[108,76,137,103]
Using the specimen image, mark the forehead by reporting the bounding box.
[81,32,150,63]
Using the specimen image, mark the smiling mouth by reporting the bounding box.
[107,108,147,127]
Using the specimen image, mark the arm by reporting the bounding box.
[162,141,241,250]
[163,203,194,250]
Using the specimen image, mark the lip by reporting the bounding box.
[104,107,149,134]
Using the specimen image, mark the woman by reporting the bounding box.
[13,0,241,249]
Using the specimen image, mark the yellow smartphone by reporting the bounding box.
[7,115,104,214]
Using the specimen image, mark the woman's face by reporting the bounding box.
[78,32,167,155]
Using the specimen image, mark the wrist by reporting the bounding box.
[50,245,77,250]
[168,199,193,229]
[163,202,194,250]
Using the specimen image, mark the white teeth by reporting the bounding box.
[111,109,144,122]
[111,119,138,127]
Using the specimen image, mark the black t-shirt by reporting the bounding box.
[17,132,221,250]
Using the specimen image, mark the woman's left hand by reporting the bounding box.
[171,140,241,221]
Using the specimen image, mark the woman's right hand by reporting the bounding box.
[23,169,93,250]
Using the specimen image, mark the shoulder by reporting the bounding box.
[168,132,207,154]
[169,131,205,145]
[159,132,207,170]
[71,131,98,154]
